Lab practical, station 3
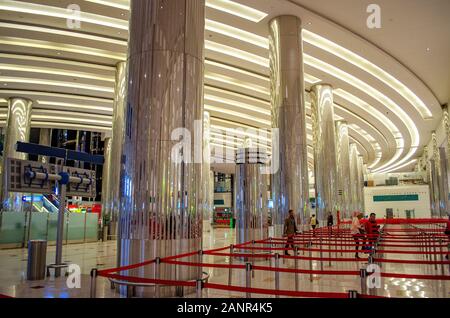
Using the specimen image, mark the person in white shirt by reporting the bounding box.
[351,212,365,258]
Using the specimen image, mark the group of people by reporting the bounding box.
[283,209,380,258]
[351,212,380,258]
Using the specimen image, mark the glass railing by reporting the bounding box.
[0,211,99,248]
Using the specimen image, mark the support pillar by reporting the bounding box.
[335,120,351,220]
[438,147,449,217]
[268,15,309,235]
[235,148,268,244]
[1,97,32,211]
[38,128,51,163]
[358,155,365,213]
[349,143,360,213]
[310,84,338,222]
[118,0,205,297]
[103,61,127,246]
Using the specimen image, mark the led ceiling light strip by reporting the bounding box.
[205,40,268,67]
[205,0,268,23]
[85,0,129,10]
[0,0,128,30]
[32,115,112,126]
[205,85,270,109]
[0,64,115,83]
[0,22,127,46]
[381,159,418,173]
[0,53,116,71]
[1,77,113,93]
[205,73,269,97]
[304,54,419,150]
[0,37,126,60]
[31,121,111,131]
[302,30,432,119]
[205,94,270,116]
[334,88,400,139]
[205,59,268,82]
[205,19,268,49]
[36,100,112,114]
[205,104,271,126]
[0,89,113,104]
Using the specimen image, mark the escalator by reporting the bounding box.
[43,194,70,214]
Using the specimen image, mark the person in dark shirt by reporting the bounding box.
[283,209,298,256]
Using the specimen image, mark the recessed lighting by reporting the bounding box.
[426,47,430,52]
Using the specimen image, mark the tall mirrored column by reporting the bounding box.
[118,0,205,296]
[310,84,338,222]
[235,148,268,244]
[357,155,365,213]
[349,143,360,213]
[202,111,212,232]
[101,136,112,238]
[103,61,127,245]
[438,147,449,217]
[335,120,351,220]
[1,98,32,211]
[429,131,440,217]
[38,128,51,163]
[269,15,309,234]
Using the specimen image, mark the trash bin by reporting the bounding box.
[27,240,47,280]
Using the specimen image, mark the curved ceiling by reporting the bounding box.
[0,0,446,174]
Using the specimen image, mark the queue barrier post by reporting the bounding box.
[251,240,255,278]
[348,290,358,298]
[432,239,438,271]
[196,279,203,298]
[309,246,313,282]
[197,250,203,280]
[439,239,445,276]
[90,268,97,298]
[245,262,252,298]
[319,236,324,271]
[228,245,234,286]
[360,268,367,295]
[155,257,161,298]
[274,253,280,298]
[294,247,299,292]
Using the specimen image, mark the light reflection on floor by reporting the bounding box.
[0,225,448,298]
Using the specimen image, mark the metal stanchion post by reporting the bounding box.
[274,253,280,298]
[196,279,203,298]
[319,236,324,271]
[228,245,234,286]
[197,250,203,279]
[90,268,98,298]
[245,262,252,298]
[439,239,445,276]
[294,247,299,291]
[433,239,438,271]
[309,246,313,282]
[251,241,255,278]
[155,257,161,298]
[348,290,358,298]
[360,268,367,295]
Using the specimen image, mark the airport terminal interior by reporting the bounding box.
[0,0,449,299]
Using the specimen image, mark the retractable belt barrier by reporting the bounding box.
[91,219,449,299]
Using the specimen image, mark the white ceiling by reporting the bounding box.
[0,0,448,174]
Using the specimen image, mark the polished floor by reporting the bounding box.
[0,224,449,298]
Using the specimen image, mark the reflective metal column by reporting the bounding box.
[202,111,212,231]
[101,136,112,234]
[269,16,309,235]
[103,62,127,245]
[438,147,449,217]
[428,159,440,217]
[335,120,351,220]
[118,0,205,297]
[357,155,365,213]
[349,143,360,213]
[310,84,338,222]
[38,128,51,163]
[235,148,268,244]
[1,97,32,211]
